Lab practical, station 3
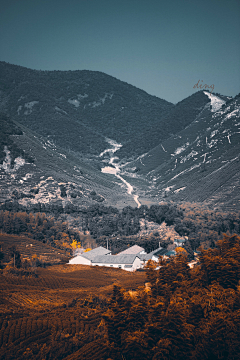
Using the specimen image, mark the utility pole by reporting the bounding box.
[107,239,108,250]
[14,253,15,268]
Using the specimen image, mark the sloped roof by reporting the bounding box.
[165,250,176,256]
[81,246,111,260]
[174,238,186,243]
[117,245,145,255]
[91,254,139,264]
[138,253,152,261]
[138,248,168,261]
[149,248,168,257]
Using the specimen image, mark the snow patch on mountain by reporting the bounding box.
[172,142,189,156]
[68,99,80,107]
[17,105,22,115]
[180,150,198,163]
[55,106,68,115]
[78,93,88,99]
[203,92,225,112]
[210,130,218,138]
[88,93,113,108]
[207,138,218,148]
[174,187,186,193]
[161,144,167,152]
[223,109,240,121]
[24,101,39,115]
[170,163,201,181]
[68,94,88,107]
[0,146,25,173]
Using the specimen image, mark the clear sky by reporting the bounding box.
[0,0,240,103]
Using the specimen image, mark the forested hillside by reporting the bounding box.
[0,61,174,159]
[0,234,239,359]
[102,234,240,360]
[1,202,240,257]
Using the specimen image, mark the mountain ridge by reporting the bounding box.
[0,61,239,211]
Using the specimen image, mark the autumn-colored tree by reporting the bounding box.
[9,245,21,268]
[102,234,240,359]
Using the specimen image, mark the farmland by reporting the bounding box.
[0,261,145,359]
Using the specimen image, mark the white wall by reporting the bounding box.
[68,255,91,265]
[131,257,141,270]
[92,257,142,272]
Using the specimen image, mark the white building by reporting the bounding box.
[68,246,143,271]
[92,254,142,271]
[68,246,111,265]
[68,245,173,271]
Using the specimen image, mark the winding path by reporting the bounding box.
[100,139,141,208]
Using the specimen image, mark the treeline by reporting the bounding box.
[1,202,240,256]
[68,203,240,244]
[0,211,81,249]
[176,203,240,251]
[75,203,240,255]
[102,234,240,359]
[80,203,183,237]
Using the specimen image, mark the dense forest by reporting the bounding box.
[102,234,240,359]
[0,211,83,251]
[0,202,240,257]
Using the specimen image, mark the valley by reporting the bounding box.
[1,61,239,212]
[0,61,240,360]
[100,138,141,207]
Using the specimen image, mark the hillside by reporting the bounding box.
[0,61,173,159]
[0,62,240,211]
[123,92,240,211]
[0,234,69,265]
[0,235,239,359]
[0,262,145,359]
[0,113,140,210]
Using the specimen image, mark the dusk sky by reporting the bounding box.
[1,0,240,103]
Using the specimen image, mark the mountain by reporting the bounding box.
[0,112,143,211]
[123,92,240,211]
[0,61,239,212]
[0,61,174,160]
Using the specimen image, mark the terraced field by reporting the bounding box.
[0,234,70,265]
[0,263,145,359]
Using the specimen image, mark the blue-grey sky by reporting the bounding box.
[1,0,240,103]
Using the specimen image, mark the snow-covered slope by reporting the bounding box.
[123,92,240,210]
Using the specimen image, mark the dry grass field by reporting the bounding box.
[0,234,70,265]
[0,251,146,359]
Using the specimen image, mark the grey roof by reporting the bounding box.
[91,254,139,264]
[138,248,168,261]
[81,246,111,260]
[174,239,186,243]
[118,245,145,255]
[138,253,152,261]
[148,248,167,256]
[165,250,176,256]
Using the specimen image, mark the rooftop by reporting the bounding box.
[81,246,111,260]
[118,245,145,255]
[91,254,139,264]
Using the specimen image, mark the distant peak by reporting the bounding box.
[203,91,226,112]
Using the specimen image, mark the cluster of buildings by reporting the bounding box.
[68,244,181,272]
